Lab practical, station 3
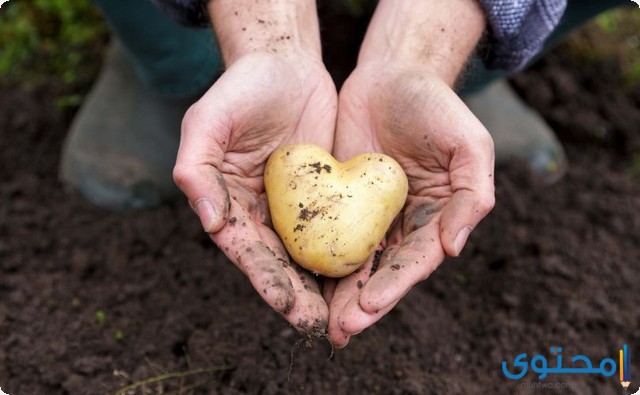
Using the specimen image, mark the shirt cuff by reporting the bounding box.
[476,0,567,72]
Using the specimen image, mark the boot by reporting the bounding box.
[60,42,193,209]
[464,80,568,184]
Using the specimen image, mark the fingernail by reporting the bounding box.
[334,335,350,349]
[188,199,197,214]
[195,199,217,232]
[453,226,472,256]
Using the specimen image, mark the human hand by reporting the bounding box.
[325,0,493,346]
[326,65,494,345]
[173,0,337,334]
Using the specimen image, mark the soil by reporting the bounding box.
[2,14,640,395]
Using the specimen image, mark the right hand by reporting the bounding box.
[320,0,491,346]
[173,51,337,334]
[326,63,495,347]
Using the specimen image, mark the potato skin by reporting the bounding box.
[264,144,408,277]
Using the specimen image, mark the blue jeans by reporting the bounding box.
[92,0,222,99]
[94,0,628,98]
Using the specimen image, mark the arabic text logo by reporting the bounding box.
[502,345,631,387]
[0,0,10,9]
[631,0,640,8]
[0,387,8,395]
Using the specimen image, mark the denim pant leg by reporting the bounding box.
[461,0,631,95]
[92,0,222,99]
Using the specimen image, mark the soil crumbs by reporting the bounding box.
[1,30,640,395]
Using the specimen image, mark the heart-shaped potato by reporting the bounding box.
[264,144,408,277]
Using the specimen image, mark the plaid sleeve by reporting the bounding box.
[152,0,210,28]
[477,0,567,71]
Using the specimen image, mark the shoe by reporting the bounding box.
[60,42,193,209]
[464,80,568,184]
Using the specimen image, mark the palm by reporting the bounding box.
[327,66,495,345]
[218,53,336,231]
[175,53,337,334]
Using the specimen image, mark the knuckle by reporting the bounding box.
[180,105,198,135]
[172,164,193,191]
[477,193,496,214]
[482,131,495,152]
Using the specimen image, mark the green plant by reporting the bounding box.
[95,309,106,326]
[0,0,107,86]
[567,8,640,88]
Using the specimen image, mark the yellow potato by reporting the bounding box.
[264,143,408,277]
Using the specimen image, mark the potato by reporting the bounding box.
[264,144,408,277]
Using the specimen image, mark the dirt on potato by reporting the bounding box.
[1,11,640,395]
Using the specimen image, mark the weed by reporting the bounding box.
[95,309,106,326]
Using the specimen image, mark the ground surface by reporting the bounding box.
[1,12,640,395]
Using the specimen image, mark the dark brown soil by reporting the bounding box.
[2,20,640,395]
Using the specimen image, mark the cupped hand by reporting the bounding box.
[173,52,337,334]
[326,64,495,346]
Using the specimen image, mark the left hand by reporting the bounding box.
[325,63,495,347]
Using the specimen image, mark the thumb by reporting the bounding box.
[439,189,493,256]
[440,143,495,256]
[173,103,231,233]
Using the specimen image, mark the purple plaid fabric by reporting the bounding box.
[153,0,567,71]
[477,0,567,70]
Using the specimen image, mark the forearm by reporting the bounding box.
[207,0,322,66]
[357,0,486,86]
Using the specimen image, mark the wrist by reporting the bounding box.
[356,0,486,86]
[207,0,322,66]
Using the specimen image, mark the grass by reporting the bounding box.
[113,365,236,395]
